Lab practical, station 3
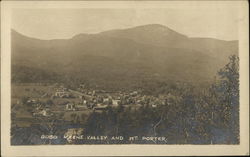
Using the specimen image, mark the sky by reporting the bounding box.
[11,6,240,41]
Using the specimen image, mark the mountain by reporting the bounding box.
[100,24,237,62]
[11,24,238,90]
[100,24,188,47]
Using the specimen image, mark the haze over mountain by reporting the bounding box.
[11,24,238,90]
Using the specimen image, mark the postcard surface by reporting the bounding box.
[1,0,249,156]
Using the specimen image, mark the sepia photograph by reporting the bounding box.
[1,0,249,156]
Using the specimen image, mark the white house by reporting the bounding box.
[112,99,121,106]
[33,109,51,117]
[66,103,75,111]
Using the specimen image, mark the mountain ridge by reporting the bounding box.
[12,24,238,42]
[11,24,238,90]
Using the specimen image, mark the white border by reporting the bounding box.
[1,1,249,156]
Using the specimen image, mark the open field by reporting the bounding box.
[11,83,92,127]
[12,83,55,98]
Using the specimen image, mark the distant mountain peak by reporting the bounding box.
[101,24,178,34]
[132,24,169,29]
[130,24,186,36]
[71,33,90,39]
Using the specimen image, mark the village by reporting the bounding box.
[12,83,179,120]
[10,83,180,144]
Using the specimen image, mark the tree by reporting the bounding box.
[216,55,239,143]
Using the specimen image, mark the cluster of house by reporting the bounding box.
[27,100,54,117]
[54,87,70,98]
[25,84,182,117]
[62,85,181,112]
